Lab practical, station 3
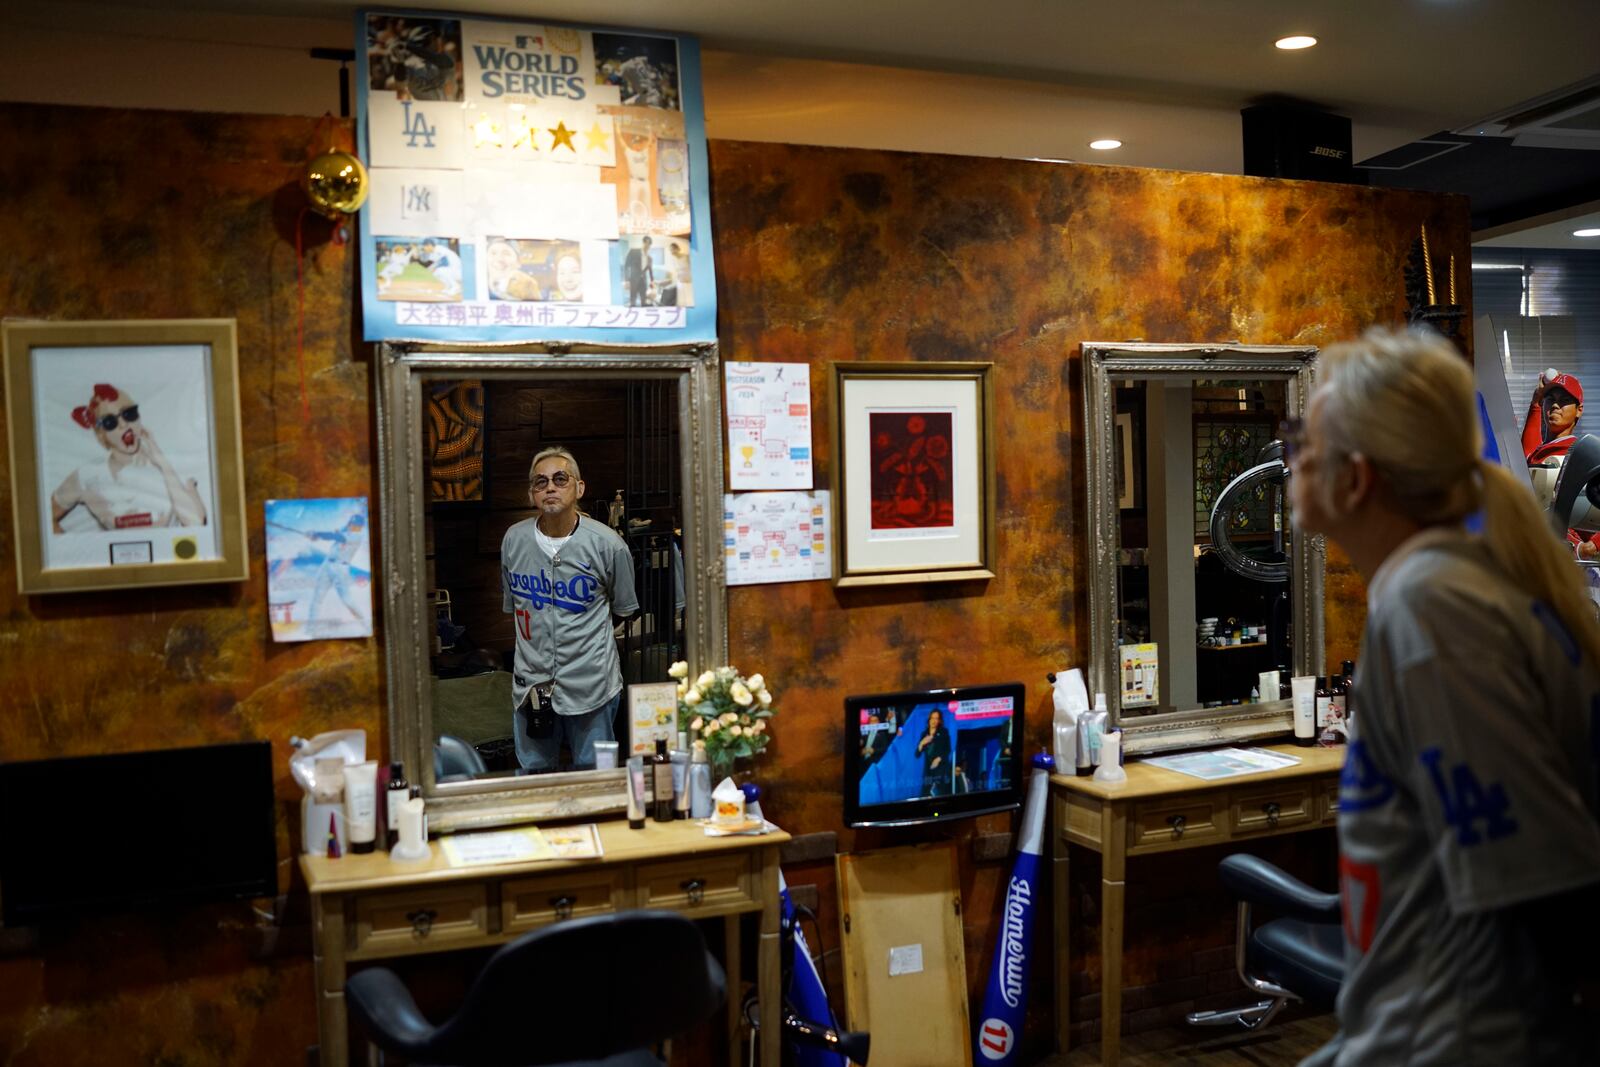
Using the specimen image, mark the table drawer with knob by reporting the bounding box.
[1128,798,1223,854]
[637,853,755,914]
[1230,785,1315,837]
[351,884,489,958]
[502,869,626,932]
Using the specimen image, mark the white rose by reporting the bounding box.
[746,673,765,692]
[721,712,738,725]
[729,724,743,737]
[676,681,687,697]
[696,671,716,689]
[704,718,720,734]
[684,689,702,706]
[730,682,753,706]
[668,660,689,679]
[757,689,773,707]
[691,715,705,731]
[749,720,766,734]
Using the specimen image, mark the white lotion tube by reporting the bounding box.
[626,756,647,829]
[343,761,379,854]
[1291,676,1317,747]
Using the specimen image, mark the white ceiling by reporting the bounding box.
[16,0,1600,244]
[96,0,1598,142]
[1477,204,1600,249]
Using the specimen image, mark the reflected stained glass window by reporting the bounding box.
[1194,418,1274,538]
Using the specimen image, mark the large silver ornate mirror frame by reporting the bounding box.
[1082,342,1323,754]
[376,341,726,832]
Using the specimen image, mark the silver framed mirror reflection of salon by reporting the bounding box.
[375,341,726,833]
[1081,342,1323,755]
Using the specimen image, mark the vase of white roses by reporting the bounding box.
[669,661,775,781]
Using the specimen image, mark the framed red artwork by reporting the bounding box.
[830,362,995,587]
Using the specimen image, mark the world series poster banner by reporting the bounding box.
[357,9,716,343]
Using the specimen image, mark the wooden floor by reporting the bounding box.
[1038,1014,1336,1066]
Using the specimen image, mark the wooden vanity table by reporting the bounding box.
[1049,743,1345,1065]
[301,819,790,1067]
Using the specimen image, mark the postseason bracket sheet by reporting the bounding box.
[357,10,717,343]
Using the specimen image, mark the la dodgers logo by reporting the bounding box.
[401,101,438,148]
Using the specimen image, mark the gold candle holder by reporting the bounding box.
[1448,255,1456,305]
[1421,224,1436,305]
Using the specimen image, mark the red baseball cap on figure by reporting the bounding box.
[1547,372,1583,406]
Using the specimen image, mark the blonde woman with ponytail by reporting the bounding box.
[1291,327,1599,1067]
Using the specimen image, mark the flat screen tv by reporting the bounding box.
[844,682,1026,828]
[0,741,278,925]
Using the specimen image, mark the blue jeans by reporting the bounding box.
[514,691,620,773]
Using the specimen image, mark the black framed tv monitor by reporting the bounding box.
[0,741,278,925]
[844,682,1026,828]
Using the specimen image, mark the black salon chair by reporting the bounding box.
[434,733,489,783]
[1186,853,1345,1030]
[347,910,726,1066]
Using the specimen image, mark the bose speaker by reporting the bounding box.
[1241,103,1362,184]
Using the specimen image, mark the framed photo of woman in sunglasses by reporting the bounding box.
[2,319,248,594]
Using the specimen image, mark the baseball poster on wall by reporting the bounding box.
[357,9,716,343]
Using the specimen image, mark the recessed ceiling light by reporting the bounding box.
[1275,35,1318,50]
[1574,227,1600,238]
[1088,139,1123,151]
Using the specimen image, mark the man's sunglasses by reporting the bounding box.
[531,471,574,490]
[97,406,140,432]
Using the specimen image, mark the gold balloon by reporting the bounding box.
[303,150,369,218]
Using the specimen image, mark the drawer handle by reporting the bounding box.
[1167,814,1186,839]
[1263,802,1281,828]
[549,895,577,920]
[405,908,437,938]
[680,878,706,906]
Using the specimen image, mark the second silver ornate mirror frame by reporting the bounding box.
[377,341,727,832]
[1082,342,1323,754]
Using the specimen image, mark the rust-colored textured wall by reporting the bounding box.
[0,106,1469,1065]
[709,140,1469,1048]
[0,104,379,1065]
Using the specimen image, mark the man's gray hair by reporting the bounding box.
[529,446,581,482]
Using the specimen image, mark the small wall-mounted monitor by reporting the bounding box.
[0,741,278,925]
[844,682,1026,829]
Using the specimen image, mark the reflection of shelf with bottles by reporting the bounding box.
[1197,641,1268,651]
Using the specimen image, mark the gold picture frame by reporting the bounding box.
[3,319,249,594]
[829,361,996,587]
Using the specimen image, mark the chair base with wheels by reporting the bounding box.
[1187,853,1345,1031]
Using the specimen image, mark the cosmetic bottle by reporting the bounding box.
[626,756,647,829]
[671,748,690,819]
[409,784,427,839]
[1078,693,1109,773]
[1290,676,1317,746]
[385,761,408,851]
[651,739,675,822]
[1315,676,1332,731]
[688,743,712,819]
[344,761,379,854]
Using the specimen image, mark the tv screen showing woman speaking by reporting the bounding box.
[845,682,1025,828]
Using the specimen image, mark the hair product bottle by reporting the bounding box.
[651,739,675,822]
[385,761,408,851]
